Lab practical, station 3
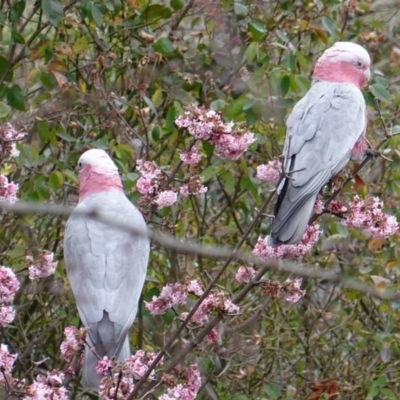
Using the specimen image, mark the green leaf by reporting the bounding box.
[249,21,266,42]
[143,5,172,21]
[7,84,25,110]
[57,132,76,142]
[153,38,175,57]
[22,144,39,166]
[295,74,311,91]
[246,42,259,62]
[234,2,248,18]
[91,3,103,26]
[9,1,25,22]
[321,16,336,35]
[280,75,290,97]
[201,165,221,182]
[41,0,63,27]
[264,383,281,399]
[0,101,11,118]
[11,29,25,44]
[63,170,78,185]
[0,56,13,82]
[370,84,391,104]
[170,0,184,10]
[37,121,53,142]
[225,95,247,120]
[49,171,64,190]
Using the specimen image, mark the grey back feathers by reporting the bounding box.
[269,80,366,246]
[64,190,149,388]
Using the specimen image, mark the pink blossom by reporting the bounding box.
[342,196,398,238]
[136,177,158,195]
[175,104,256,160]
[28,252,58,280]
[186,279,204,296]
[253,224,322,259]
[179,176,207,197]
[60,326,86,363]
[283,278,306,303]
[0,266,20,303]
[0,305,15,326]
[0,175,19,204]
[0,123,26,158]
[125,350,163,381]
[256,159,282,182]
[211,132,255,160]
[159,364,201,400]
[329,200,347,213]
[99,375,134,400]
[206,328,219,343]
[136,160,162,180]
[180,147,202,165]
[25,370,68,400]
[0,344,17,376]
[155,190,177,209]
[96,357,113,375]
[145,283,187,315]
[313,199,325,214]
[235,266,257,283]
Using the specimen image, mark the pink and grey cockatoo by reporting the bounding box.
[64,149,149,388]
[269,42,371,246]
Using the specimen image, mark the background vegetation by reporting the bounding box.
[1,0,400,398]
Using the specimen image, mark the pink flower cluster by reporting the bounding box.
[99,375,134,400]
[0,344,17,381]
[97,351,163,399]
[145,282,188,315]
[256,158,282,183]
[60,326,86,363]
[313,199,325,214]
[25,370,68,400]
[253,224,322,259]
[283,278,306,303]
[179,176,207,197]
[0,174,18,205]
[180,147,202,165]
[175,104,256,160]
[342,196,398,239]
[159,364,202,400]
[146,279,237,333]
[135,160,179,209]
[180,293,239,326]
[0,123,26,158]
[235,266,257,283]
[27,252,58,280]
[0,266,20,327]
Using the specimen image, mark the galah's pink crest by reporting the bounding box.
[269,42,371,246]
[64,149,149,388]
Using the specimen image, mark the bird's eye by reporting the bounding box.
[355,60,364,69]
[78,161,83,169]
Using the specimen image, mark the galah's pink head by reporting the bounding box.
[77,149,123,202]
[313,42,371,89]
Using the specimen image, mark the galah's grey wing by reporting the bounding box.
[270,81,366,244]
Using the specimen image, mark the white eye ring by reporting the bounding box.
[355,60,364,69]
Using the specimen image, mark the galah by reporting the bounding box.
[269,42,371,246]
[64,149,149,388]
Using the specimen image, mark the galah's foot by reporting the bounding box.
[364,148,380,159]
[365,148,392,162]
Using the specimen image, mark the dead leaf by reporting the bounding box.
[390,47,400,66]
[367,238,385,251]
[50,71,68,88]
[370,275,390,290]
[353,174,365,191]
